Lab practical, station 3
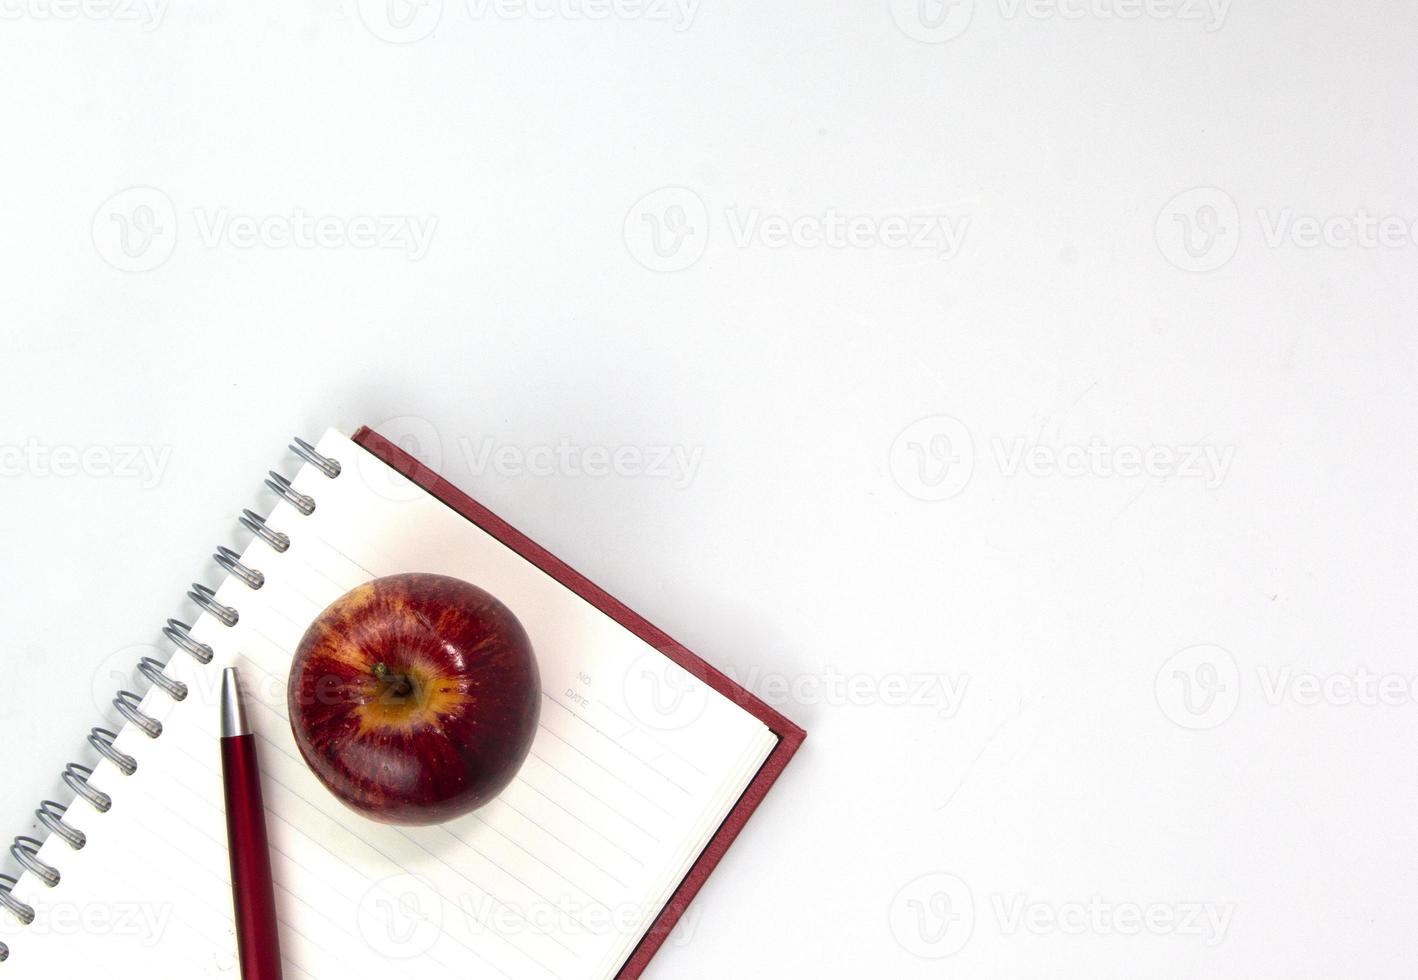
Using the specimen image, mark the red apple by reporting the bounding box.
[288,573,540,826]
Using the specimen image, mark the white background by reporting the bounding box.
[2,1,1416,976]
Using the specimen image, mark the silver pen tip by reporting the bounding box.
[220,667,251,738]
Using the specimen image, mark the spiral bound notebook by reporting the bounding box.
[0,427,805,978]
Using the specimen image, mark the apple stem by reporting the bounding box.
[373,662,414,698]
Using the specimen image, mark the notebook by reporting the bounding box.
[0,427,805,978]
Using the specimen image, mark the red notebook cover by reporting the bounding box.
[352,426,806,979]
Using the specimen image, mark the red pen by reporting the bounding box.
[220,667,284,980]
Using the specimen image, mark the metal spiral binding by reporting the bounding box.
[10,840,57,889]
[62,764,110,813]
[0,436,341,959]
[291,437,342,478]
[265,471,315,515]
[239,509,290,553]
[188,583,239,627]
[36,803,85,851]
[163,619,213,664]
[0,874,33,927]
[87,728,136,775]
[113,691,162,739]
[215,546,265,590]
[137,658,189,701]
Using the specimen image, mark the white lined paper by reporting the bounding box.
[1,430,777,979]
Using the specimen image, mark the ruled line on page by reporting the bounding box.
[148,745,438,959]
[533,724,677,817]
[182,777,564,980]
[523,753,663,843]
[67,848,326,980]
[596,699,709,776]
[283,957,320,980]
[540,693,694,795]
[392,827,582,963]
[243,627,679,836]
[231,655,657,890]
[505,781,647,868]
[249,781,526,980]
[257,574,346,638]
[228,693,601,954]
[236,657,646,897]
[310,530,379,581]
[252,596,319,640]
[76,855,245,972]
[296,545,369,596]
[160,728,565,979]
[464,814,613,908]
[250,769,591,959]
[489,795,637,881]
[127,783,391,980]
[228,657,658,904]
